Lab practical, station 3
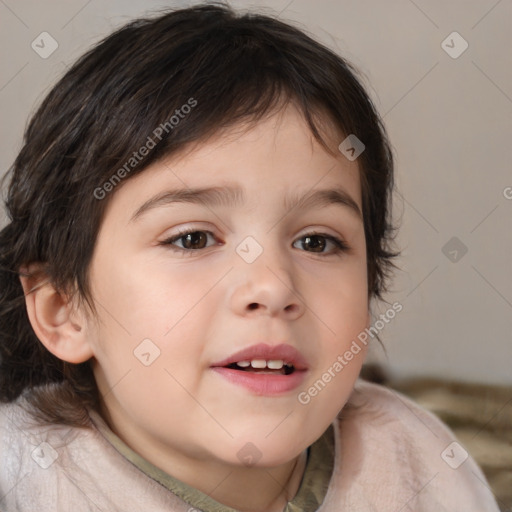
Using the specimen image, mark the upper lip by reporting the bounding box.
[211,343,308,371]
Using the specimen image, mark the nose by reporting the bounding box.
[229,248,305,320]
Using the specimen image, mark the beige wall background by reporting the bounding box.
[1,0,510,385]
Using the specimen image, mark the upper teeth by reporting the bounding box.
[237,359,289,369]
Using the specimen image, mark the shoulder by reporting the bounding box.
[323,379,500,511]
[346,378,453,433]
[0,395,189,512]
[0,397,88,510]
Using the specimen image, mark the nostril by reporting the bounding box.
[247,303,259,310]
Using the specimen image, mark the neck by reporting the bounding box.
[212,450,308,512]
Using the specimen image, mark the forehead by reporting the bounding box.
[182,103,348,164]
[103,104,362,221]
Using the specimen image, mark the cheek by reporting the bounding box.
[88,269,215,429]
[296,254,368,411]
[91,251,216,339]
[303,253,368,341]
[88,252,221,387]
[312,288,368,385]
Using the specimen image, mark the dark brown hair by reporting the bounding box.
[0,2,399,426]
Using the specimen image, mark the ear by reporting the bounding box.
[19,264,94,364]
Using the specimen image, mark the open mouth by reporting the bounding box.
[224,360,296,375]
[210,343,308,394]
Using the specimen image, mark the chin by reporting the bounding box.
[220,435,305,469]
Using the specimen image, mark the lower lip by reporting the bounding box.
[211,368,307,395]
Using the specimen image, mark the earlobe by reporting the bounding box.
[19,264,94,364]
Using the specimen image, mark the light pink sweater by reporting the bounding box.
[0,380,500,511]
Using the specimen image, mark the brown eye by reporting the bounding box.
[293,233,348,254]
[300,235,326,252]
[181,231,208,249]
[163,230,217,250]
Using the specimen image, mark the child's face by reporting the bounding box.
[85,104,369,470]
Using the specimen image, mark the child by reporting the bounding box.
[0,3,500,511]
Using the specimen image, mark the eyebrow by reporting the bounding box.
[129,185,362,223]
[130,186,244,222]
[284,187,362,220]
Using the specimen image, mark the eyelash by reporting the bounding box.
[295,231,350,254]
[160,229,219,253]
[160,229,349,255]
